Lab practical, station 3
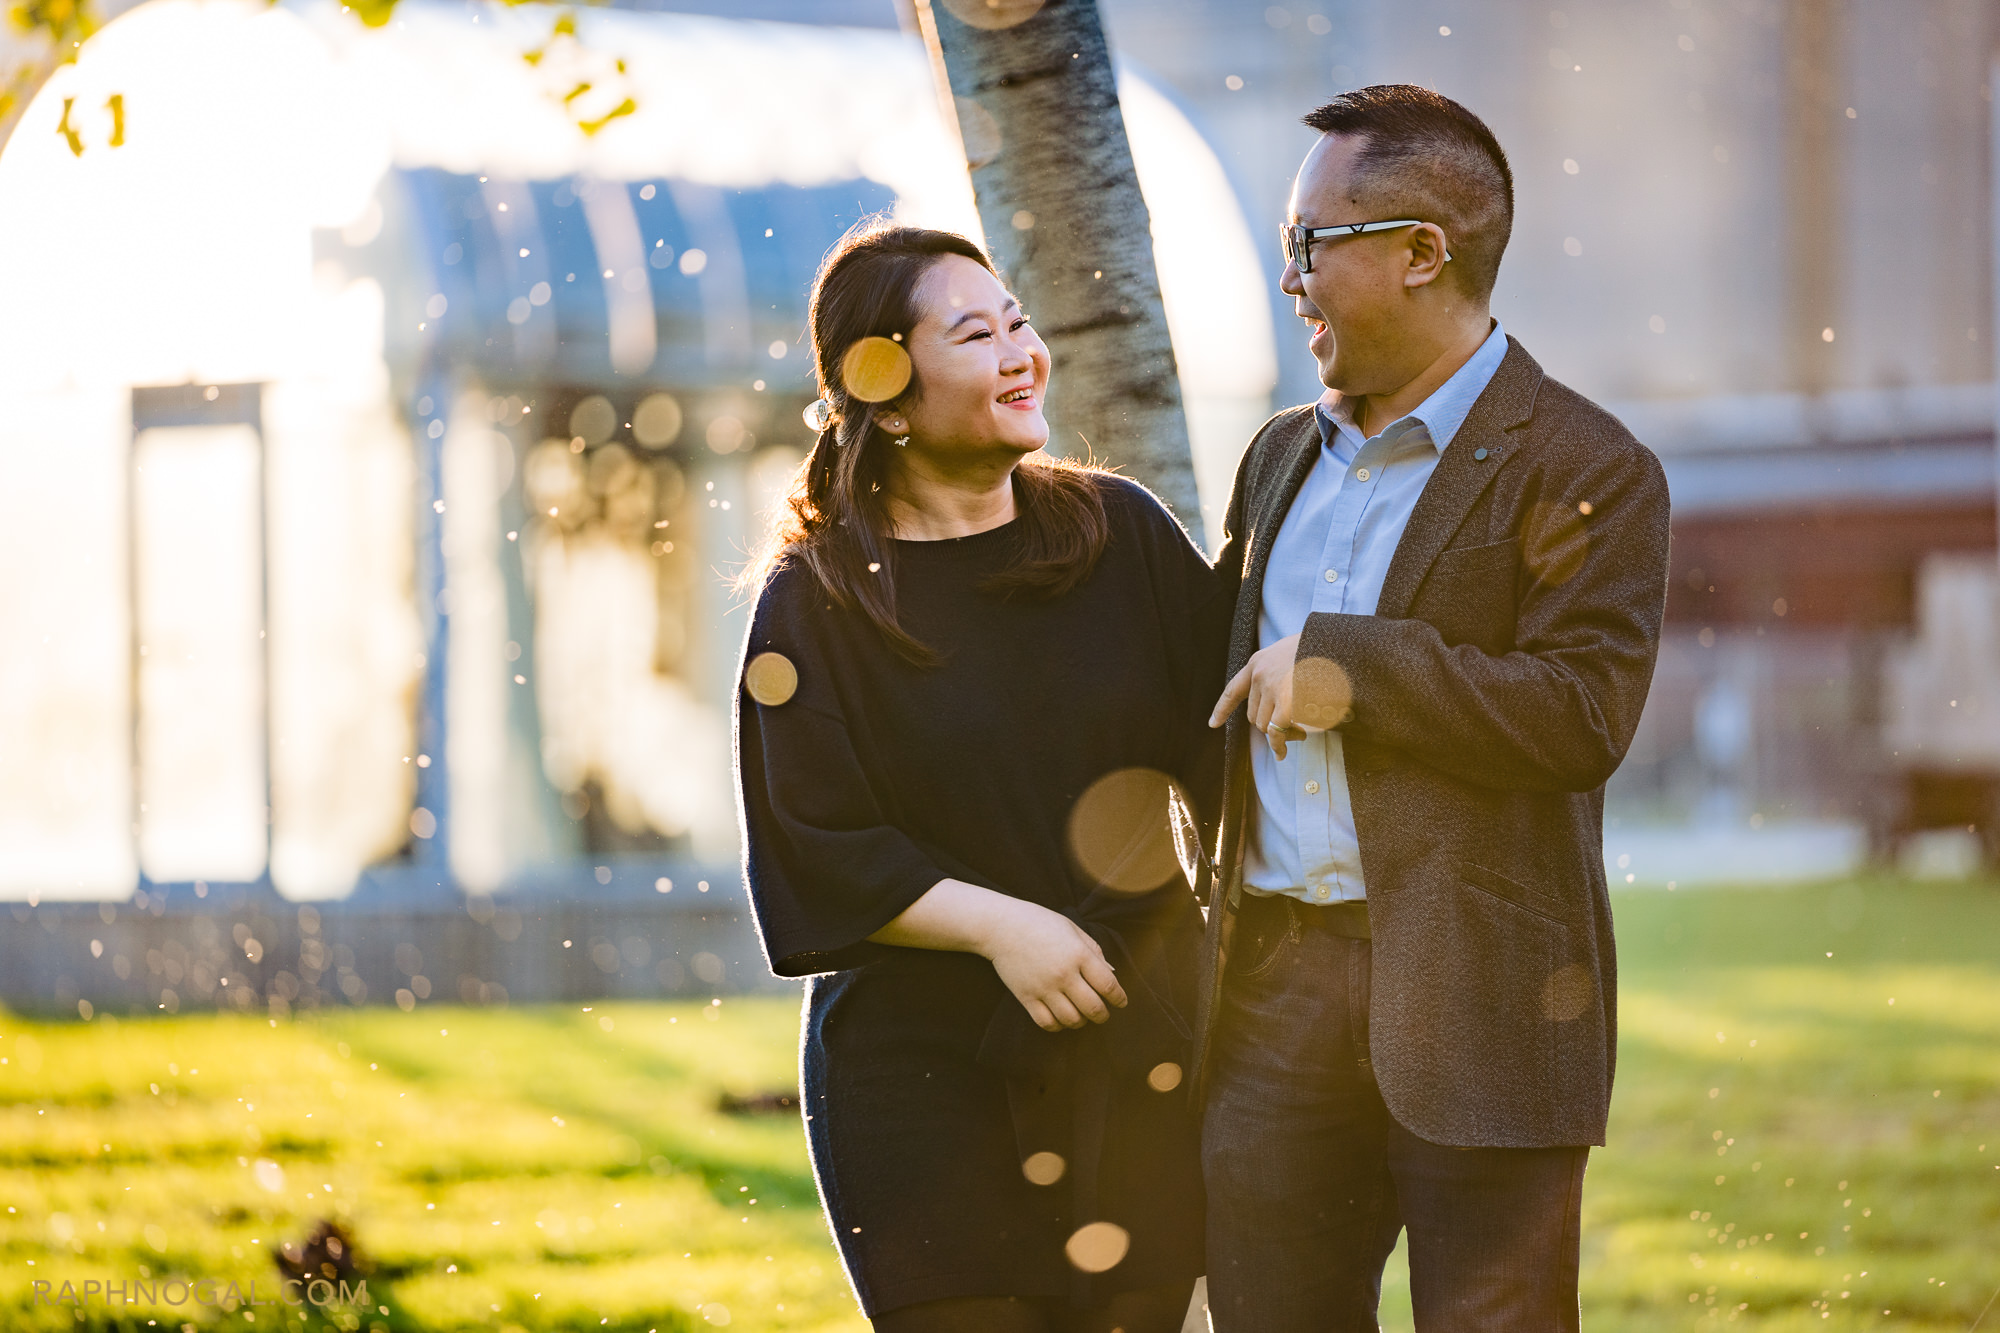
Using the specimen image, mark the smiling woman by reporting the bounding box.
[734,222,1225,1331]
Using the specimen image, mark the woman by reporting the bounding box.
[735,222,1222,1333]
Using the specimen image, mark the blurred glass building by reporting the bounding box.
[0,0,1274,977]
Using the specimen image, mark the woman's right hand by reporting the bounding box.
[980,898,1129,1032]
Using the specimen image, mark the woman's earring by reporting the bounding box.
[894,436,910,448]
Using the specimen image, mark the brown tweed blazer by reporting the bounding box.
[1192,336,1671,1148]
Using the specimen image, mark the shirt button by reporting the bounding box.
[1304,780,1321,795]
[1355,467,1371,481]
[1324,569,1339,583]
[1316,886,1331,900]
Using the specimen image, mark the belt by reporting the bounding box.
[1240,889,1371,940]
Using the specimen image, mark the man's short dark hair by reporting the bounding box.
[1302,85,1513,302]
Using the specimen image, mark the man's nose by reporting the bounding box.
[1280,260,1304,296]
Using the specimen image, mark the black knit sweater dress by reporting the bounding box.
[733,475,1224,1316]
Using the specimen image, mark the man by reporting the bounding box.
[1197,86,1670,1330]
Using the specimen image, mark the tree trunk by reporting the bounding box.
[913,0,1203,534]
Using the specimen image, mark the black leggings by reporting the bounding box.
[870,1281,1197,1333]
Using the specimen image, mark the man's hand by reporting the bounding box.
[1210,633,1316,759]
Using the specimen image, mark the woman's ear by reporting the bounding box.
[877,410,909,435]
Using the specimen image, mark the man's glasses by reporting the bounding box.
[1280,220,1453,274]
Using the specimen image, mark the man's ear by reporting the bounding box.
[1404,223,1451,290]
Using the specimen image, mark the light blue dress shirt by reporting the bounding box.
[1244,322,1509,903]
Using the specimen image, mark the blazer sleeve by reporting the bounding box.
[1296,437,1671,794]
[734,584,951,977]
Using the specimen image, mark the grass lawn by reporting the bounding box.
[2,878,1997,1331]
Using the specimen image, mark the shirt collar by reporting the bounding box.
[1315,320,1509,454]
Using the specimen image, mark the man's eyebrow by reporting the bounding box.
[945,297,1020,332]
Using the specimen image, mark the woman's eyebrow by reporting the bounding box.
[944,298,1020,333]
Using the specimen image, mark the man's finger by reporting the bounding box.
[1209,663,1252,728]
[1024,998,1059,1033]
[1046,994,1086,1030]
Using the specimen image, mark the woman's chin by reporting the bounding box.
[1001,414,1050,455]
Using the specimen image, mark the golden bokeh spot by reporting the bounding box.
[841,336,913,404]
[632,392,683,447]
[744,652,798,707]
[1146,1061,1183,1093]
[1066,768,1183,895]
[940,0,1047,30]
[1525,499,1589,587]
[1021,1151,1066,1186]
[1293,656,1353,729]
[954,96,1002,169]
[568,394,618,445]
[1064,1221,1131,1274]
[706,415,748,454]
[1541,963,1594,1022]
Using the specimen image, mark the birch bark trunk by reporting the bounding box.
[914,0,1204,535]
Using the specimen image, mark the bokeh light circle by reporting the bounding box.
[1541,963,1594,1022]
[954,96,1002,168]
[632,392,684,447]
[1021,1150,1066,1186]
[1066,768,1183,894]
[1064,1221,1131,1273]
[568,395,618,445]
[1293,657,1353,730]
[841,336,913,403]
[744,652,799,707]
[940,0,1047,29]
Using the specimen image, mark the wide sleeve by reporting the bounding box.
[1115,479,1231,867]
[732,577,951,977]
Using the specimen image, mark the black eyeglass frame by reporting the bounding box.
[1281,219,1453,274]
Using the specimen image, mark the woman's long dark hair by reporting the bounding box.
[743,222,1110,665]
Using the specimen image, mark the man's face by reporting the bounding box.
[1281,133,1425,395]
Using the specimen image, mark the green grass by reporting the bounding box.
[0,995,850,1332]
[1380,877,2000,1332]
[3,879,1998,1330]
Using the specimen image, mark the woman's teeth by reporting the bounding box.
[998,387,1034,403]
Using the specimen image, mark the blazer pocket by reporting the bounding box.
[1416,538,1520,655]
[1457,860,1564,923]
[1431,536,1521,574]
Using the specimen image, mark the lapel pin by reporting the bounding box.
[1473,447,1488,461]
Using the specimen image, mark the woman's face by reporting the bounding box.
[888,254,1050,459]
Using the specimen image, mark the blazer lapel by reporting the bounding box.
[1230,410,1324,660]
[1374,338,1545,620]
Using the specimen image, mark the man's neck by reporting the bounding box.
[885,453,1019,541]
[1343,315,1495,440]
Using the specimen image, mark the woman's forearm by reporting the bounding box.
[867,878,1016,957]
